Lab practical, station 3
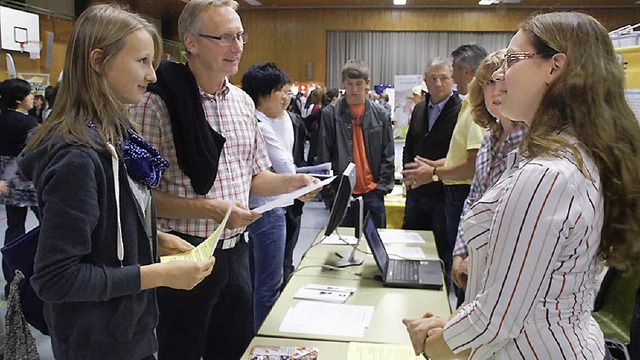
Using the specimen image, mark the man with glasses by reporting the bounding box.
[131,1,317,359]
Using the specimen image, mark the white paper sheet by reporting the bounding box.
[293,284,356,304]
[251,176,336,214]
[377,230,425,244]
[293,288,351,304]
[385,246,427,260]
[279,301,373,338]
[322,231,424,245]
[321,234,359,245]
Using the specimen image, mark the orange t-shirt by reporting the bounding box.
[350,103,377,195]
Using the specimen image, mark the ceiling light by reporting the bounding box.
[244,0,262,5]
[394,0,407,5]
[478,0,494,4]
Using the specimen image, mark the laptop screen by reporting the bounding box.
[363,214,389,275]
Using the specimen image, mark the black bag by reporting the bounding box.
[1,226,49,335]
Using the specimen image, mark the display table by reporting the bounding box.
[246,227,450,358]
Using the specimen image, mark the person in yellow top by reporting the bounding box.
[402,44,486,292]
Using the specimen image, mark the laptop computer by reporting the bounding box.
[363,214,443,290]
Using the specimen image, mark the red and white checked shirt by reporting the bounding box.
[131,79,271,246]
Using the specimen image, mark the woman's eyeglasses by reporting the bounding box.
[502,51,545,69]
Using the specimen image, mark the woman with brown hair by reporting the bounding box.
[405,12,640,359]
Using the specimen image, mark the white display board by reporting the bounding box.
[393,74,423,138]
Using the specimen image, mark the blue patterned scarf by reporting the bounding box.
[88,121,169,188]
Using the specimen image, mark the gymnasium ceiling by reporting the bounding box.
[231,0,638,8]
[127,0,638,22]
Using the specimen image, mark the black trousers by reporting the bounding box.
[4,205,39,244]
[156,235,253,360]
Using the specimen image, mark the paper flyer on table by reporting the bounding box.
[160,205,233,263]
[377,230,425,244]
[293,284,357,304]
[251,176,335,214]
[385,246,427,260]
[279,301,373,338]
[321,234,358,245]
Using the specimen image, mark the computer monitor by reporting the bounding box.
[323,162,356,237]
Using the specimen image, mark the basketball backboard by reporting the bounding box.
[0,6,40,52]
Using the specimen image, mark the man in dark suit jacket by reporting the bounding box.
[402,57,462,291]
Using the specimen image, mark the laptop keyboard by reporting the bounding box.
[391,260,419,281]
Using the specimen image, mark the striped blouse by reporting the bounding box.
[443,135,605,359]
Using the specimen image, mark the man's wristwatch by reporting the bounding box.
[432,167,439,182]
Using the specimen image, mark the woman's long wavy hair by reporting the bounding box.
[520,12,640,270]
[24,4,162,153]
[467,50,506,133]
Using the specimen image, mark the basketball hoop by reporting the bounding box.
[18,40,42,60]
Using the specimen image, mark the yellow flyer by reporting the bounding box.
[160,205,233,263]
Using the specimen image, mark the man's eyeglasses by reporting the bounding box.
[502,51,545,69]
[198,33,248,46]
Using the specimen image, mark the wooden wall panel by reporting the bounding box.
[0,15,73,85]
[234,7,640,86]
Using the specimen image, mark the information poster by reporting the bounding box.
[19,73,49,95]
[393,74,423,139]
[616,45,640,122]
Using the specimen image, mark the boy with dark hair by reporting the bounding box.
[318,59,394,228]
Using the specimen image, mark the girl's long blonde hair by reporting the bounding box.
[25,4,162,152]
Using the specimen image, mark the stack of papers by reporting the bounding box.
[377,230,424,244]
[385,246,427,260]
[293,284,356,304]
[279,301,374,338]
[252,175,335,214]
[296,162,333,177]
[321,231,425,245]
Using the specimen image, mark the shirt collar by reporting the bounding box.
[199,77,231,100]
[428,92,453,111]
[506,121,528,144]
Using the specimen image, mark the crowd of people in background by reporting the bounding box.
[1,1,639,359]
